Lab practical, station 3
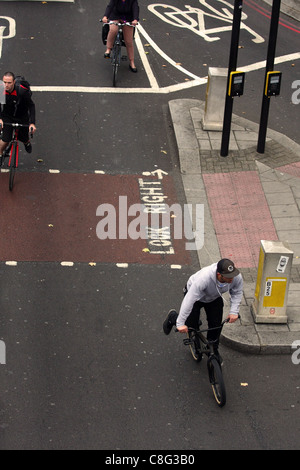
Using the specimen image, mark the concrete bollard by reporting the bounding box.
[202,67,227,131]
[251,240,294,323]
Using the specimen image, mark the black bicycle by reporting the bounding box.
[0,122,33,191]
[182,318,234,407]
[101,20,136,87]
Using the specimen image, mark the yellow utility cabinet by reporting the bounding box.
[251,240,293,323]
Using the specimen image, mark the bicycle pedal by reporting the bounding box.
[121,55,128,61]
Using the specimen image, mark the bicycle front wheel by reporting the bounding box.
[9,143,17,191]
[207,357,226,407]
[112,44,121,87]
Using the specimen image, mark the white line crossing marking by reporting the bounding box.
[30,52,300,94]
[239,52,300,73]
[134,29,159,89]
[137,23,205,81]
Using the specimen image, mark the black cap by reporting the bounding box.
[217,259,240,279]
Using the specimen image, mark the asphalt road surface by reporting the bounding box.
[0,0,299,451]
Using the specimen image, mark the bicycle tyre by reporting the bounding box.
[207,357,226,407]
[188,331,202,362]
[9,143,16,191]
[112,44,121,87]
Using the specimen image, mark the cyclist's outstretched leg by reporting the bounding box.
[163,309,178,335]
[1,142,11,167]
[123,25,137,71]
[104,22,118,57]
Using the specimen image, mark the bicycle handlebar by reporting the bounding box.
[100,19,137,27]
[1,122,30,128]
[175,314,241,334]
[187,314,241,334]
[0,122,34,138]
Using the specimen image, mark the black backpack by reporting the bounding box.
[15,76,32,97]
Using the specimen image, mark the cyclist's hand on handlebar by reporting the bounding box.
[177,325,188,333]
[131,20,138,26]
[29,124,36,135]
[227,314,239,323]
[102,16,108,23]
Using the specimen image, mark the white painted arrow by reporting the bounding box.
[151,169,168,180]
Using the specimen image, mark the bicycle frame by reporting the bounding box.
[0,122,31,191]
[8,128,20,168]
[184,318,229,360]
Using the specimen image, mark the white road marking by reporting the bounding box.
[239,52,300,73]
[137,23,205,82]
[0,16,16,59]
[31,52,300,94]
[134,29,159,89]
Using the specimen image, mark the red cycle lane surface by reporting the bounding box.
[0,172,191,265]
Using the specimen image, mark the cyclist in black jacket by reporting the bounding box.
[0,71,36,157]
[102,0,139,72]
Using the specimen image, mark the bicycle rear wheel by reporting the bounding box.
[9,143,17,191]
[207,357,226,407]
[188,331,202,362]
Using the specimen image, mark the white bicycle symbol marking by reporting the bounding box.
[0,16,16,59]
[148,0,264,43]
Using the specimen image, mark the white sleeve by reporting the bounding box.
[229,274,243,315]
[176,284,200,327]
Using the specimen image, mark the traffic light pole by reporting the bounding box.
[220,0,243,157]
[257,0,281,154]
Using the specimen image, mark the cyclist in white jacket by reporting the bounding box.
[163,259,243,359]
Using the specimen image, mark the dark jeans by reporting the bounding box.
[185,295,224,348]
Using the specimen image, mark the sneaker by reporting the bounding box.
[24,141,32,153]
[163,309,178,335]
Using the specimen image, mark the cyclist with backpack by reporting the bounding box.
[0,71,36,157]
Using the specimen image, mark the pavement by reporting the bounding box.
[169,98,300,355]
[264,0,300,22]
